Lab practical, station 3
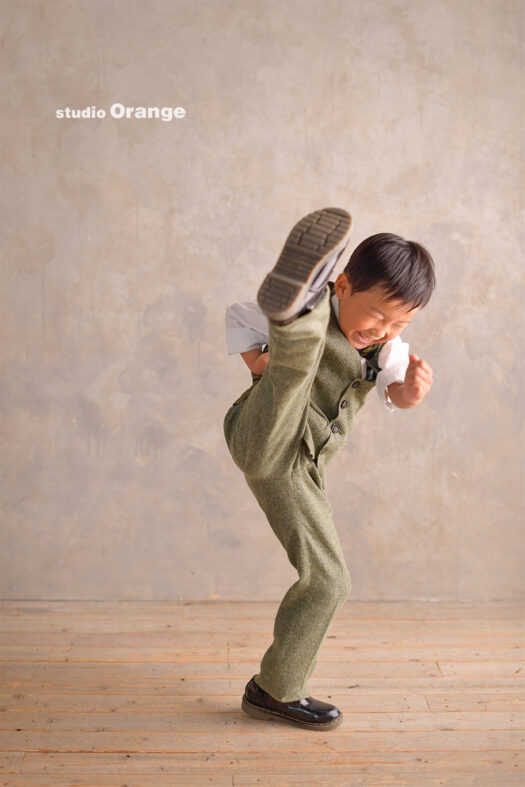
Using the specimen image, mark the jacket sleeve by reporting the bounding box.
[375,336,410,412]
[225,300,270,355]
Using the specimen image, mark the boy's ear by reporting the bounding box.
[335,270,352,296]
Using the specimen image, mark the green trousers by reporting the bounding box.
[223,285,371,702]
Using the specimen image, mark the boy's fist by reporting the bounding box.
[402,354,433,404]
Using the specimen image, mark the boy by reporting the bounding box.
[223,207,435,730]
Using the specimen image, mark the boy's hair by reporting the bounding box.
[343,233,436,310]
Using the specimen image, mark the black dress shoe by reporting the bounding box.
[241,675,343,730]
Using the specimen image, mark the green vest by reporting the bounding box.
[231,281,386,466]
[303,281,385,465]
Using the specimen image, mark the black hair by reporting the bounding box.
[343,233,436,310]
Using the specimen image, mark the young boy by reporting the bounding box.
[223,207,435,730]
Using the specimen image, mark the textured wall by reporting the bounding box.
[1,0,523,600]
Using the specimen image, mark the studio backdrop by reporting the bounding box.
[1,0,523,601]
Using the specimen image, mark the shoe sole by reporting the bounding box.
[241,695,344,730]
[256,207,353,324]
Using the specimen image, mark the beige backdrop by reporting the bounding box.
[1,0,523,600]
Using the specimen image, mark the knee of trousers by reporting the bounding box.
[301,563,352,605]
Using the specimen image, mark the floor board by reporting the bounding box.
[0,600,523,786]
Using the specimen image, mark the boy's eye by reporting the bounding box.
[370,313,400,325]
[368,310,407,330]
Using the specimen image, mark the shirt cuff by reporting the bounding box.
[225,328,268,355]
[382,385,399,412]
[376,372,403,412]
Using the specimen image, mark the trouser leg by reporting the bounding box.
[246,468,352,702]
[223,285,331,479]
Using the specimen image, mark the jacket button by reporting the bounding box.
[340,400,348,408]
[351,380,360,388]
[331,424,341,433]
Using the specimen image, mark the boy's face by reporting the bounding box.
[334,272,422,349]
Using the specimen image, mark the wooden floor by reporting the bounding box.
[0,600,524,786]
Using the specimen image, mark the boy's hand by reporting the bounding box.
[401,354,433,405]
[251,351,269,376]
[386,354,433,408]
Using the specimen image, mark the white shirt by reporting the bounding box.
[225,291,410,412]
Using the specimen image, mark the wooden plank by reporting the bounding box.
[1,644,522,663]
[0,660,442,681]
[1,729,523,753]
[0,710,522,732]
[3,691,524,713]
[2,675,524,694]
[0,602,185,618]
[18,749,525,777]
[0,617,522,633]
[3,631,523,649]
[0,647,53,660]
[0,751,24,773]
[3,777,232,786]
[2,660,524,685]
[3,773,525,787]
[438,661,524,676]
[184,600,525,621]
[237,775,523,786]
[1,600,523,620]
[427,693,525,711]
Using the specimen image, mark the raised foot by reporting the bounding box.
[257,207,353,325]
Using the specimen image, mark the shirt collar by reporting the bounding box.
[330,291,340,323]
